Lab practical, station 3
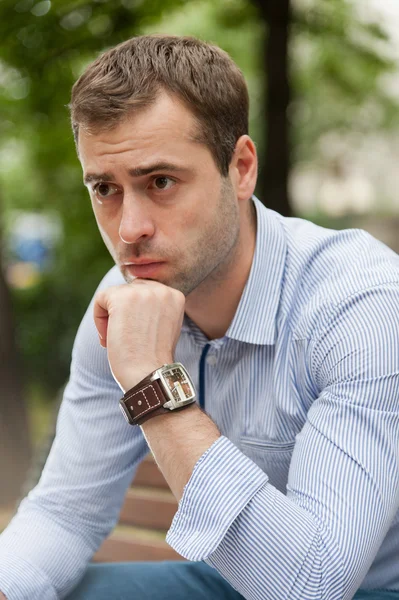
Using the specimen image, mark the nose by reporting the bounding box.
[118,193,155,244]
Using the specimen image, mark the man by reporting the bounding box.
[0,35,398,600]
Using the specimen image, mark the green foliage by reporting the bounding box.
[0,0,397,393]
[291,0,399,161]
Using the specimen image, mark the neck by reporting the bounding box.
[185,201,257,340]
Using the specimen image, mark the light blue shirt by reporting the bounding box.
[0,198,398,600]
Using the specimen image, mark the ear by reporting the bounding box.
[229,135,258,202]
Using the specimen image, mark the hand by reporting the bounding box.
[0,592,7,599]
[93,279,186,392]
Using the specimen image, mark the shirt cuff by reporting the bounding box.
[166,435,268,561]
[0,551,57,600]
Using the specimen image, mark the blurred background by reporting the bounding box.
[1,0,399,512]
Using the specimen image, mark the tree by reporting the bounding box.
[253,0,292,216]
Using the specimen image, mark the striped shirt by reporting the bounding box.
[0,198,398,600]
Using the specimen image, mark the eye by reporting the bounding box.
[93,182,120,198]
[150,176,176,191]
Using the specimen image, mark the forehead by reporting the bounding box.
[78,92,204,169]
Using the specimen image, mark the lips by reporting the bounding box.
[124,259,162,265]
[124,261,165,278]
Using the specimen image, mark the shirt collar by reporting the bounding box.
[225,197,287,345]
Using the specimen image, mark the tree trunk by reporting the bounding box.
[254,0,292,216]
[0,198,32,508]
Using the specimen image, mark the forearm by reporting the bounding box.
[0,591,7,599]
[140,404,221,501]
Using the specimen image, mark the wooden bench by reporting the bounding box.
[94,454,184,563]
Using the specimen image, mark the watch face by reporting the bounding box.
[162,365,195,403]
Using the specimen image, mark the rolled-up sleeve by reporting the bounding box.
[167,435,269,559]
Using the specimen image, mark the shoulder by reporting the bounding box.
[278,215,399,340]
[274,218,399,404]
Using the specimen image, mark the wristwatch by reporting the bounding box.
[119,362,196,426]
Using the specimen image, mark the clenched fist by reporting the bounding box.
[93,279,186,392]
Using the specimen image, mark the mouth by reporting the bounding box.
[123,261,166,278]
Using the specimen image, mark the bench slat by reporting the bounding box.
[119,488,177,530]
[94,533,183,562]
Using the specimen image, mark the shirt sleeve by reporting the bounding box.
[166,283,399,600]
[0,267,149,600]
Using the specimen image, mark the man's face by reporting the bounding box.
[78,92,241,297]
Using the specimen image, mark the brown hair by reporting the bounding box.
[69,35,249,176]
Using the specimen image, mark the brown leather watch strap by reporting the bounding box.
[121,378,170,425]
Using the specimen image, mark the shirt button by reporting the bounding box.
[207,354,217,366]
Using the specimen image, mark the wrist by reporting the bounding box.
[120,361,173,393]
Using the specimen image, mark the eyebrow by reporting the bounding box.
[83,162,189,185]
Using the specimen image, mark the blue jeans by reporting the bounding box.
[66,561,399,599]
